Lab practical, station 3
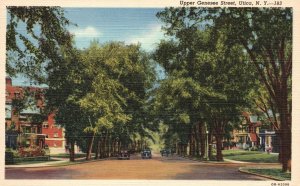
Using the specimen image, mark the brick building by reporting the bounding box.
[5,77,65,153]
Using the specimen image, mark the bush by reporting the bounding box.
[18,146,46,157]
[13,156,50,163]
[5,151,14,165]
[250,146,259,151]
[6,148,20,158]
[211,148,217,154]
[44,148,50,156]
[6,147,51,164]
[6,148,12,152]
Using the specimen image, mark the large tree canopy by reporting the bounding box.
[153,25,256,160]
[157,7,292,171]
[6,6,73,83]
[46,41,156,160]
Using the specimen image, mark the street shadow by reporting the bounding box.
[171,163,267,180]
[5,167,80,179]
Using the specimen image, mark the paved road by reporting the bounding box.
[5,153,277,180]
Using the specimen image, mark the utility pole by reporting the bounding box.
[205,122,209,160]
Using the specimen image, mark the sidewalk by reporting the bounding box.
[179,155,280,165]
[224,158,251,164]
[5,155,116,168]
[5,157,69,168]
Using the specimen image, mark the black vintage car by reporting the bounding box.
[160,149,171,157]
[118,150,130,160]
[141,149,152,159]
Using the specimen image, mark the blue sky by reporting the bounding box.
[11,8,166,86]
[66,8,165,51]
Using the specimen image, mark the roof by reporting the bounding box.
[6,82,46,108]
[20,106,41,114]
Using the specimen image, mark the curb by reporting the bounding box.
[178,155,230,164]
[5,157,114,169]
[223,158,251,164]
[238,167,284,181]
[181,156,280,165]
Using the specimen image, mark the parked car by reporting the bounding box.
[141,149,152,159]
[160,149,171,157]
[118,150,130,160]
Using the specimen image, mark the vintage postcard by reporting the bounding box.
[1,0,299,186]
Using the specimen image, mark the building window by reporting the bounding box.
[37,127,42,134]
[54,133,58,138]
[42,122,49,128]
[31,127,37,134]
[22,126,31,133]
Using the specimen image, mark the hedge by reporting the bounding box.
[5,154,51,165]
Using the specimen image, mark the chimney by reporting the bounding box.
[6,76,12,86]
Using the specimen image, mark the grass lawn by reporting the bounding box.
[246,168,291,180]
[222,150,262,156]
[223,150,279,163]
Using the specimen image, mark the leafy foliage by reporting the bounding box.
[6,6,73,83]
[155,7,258,160]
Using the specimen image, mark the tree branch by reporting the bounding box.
[239,37,276,101]
[286,52,292,78]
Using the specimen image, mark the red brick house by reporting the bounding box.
[5,77,65,153]
[42,112,65,149]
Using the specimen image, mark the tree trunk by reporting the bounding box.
[113,140,117,156]
[208,130,213,159]
[104,131,109,157]
[178,143,182,155]
[199,123,206,158]
[94,137,99,159]
[95,137,101,159]
[100,139,105,158]
[69,140,75,162]
[276,131,283,163]
[118,141,121,152]
[86,133,95,160]
[215,131,223,161]
[189,126,193,156]
[108,133,111,157]
[191,126,196,156]
[279,118,291,172]
[194,124,200,156]
[276,79,291,172]
[133,140,136,152]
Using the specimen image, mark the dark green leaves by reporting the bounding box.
[6,6,73,83]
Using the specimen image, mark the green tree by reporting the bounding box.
[156,7,292,171]
[6,6,73,83]
[76,41,156,159]
[155,9,256,161]
[45,46,86,161]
